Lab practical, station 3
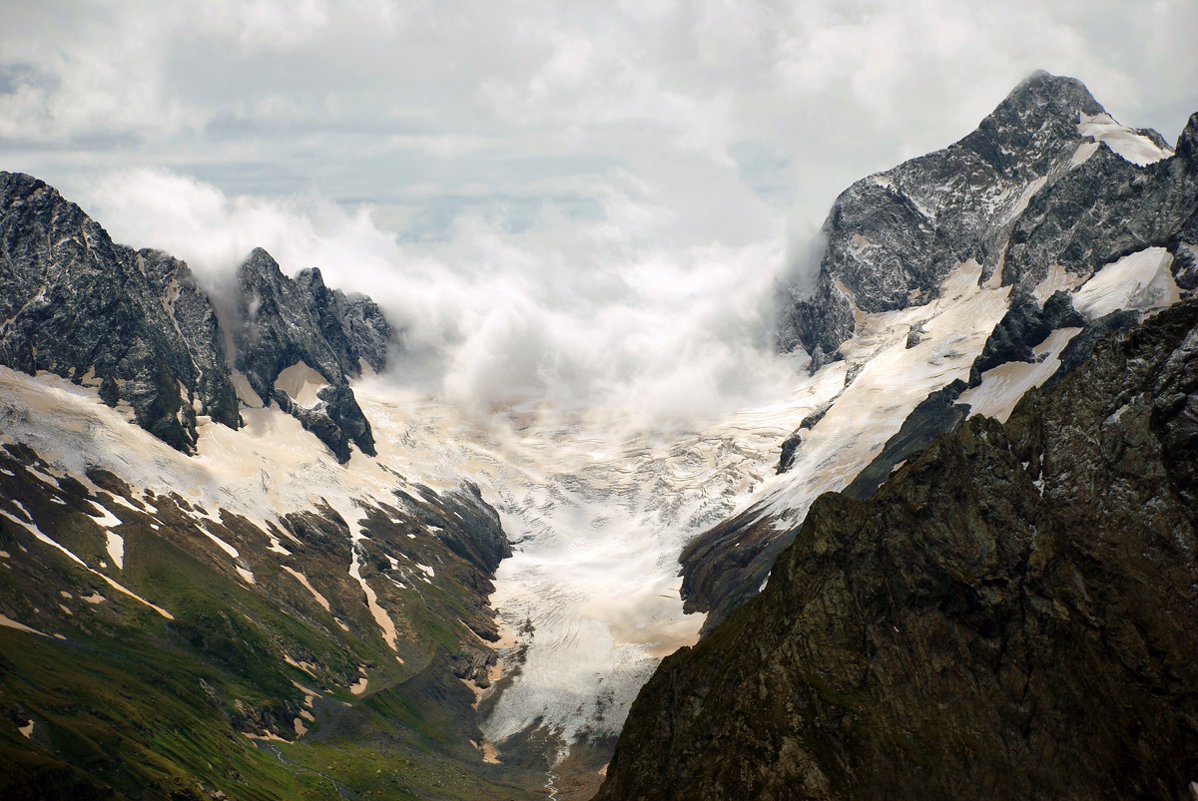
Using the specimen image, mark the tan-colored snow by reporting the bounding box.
[230,370,263,408]
[275,361,329,408]
[199,525,239,559]
[18,720,34,738]
[1032,263,1086,304]
[1073,247,1179,319]
[109,495,142,513]
[281,566,332,612]
[0,613,47,637]
[105,531,124,570]
[349,543,399,651]
[1077,112,1173,166]
[761,260,1011,522]
[1002,175,1047,225]
[958,327,1082,422]
[350,674,369,695]
[1069,140,1101,169]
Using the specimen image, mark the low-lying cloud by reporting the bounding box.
[76,167,798,429]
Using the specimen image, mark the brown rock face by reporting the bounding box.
[597,299,1198,801]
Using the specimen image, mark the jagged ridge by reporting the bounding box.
[0,172,393,463]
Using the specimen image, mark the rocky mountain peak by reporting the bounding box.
[778,72,1188,366]
[0,174,393,463]
[233,246,382,462]
[0,170,242,451]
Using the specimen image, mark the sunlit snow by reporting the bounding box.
[1077,112,1174,167]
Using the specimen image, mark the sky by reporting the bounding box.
[2,0,1197,420]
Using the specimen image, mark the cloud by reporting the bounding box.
[74,167,795,428]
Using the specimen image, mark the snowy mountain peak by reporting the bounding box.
[778,72,1190,365]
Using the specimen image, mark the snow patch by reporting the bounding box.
[958,327,1082,422]
[230,371,263,408]
[348,529,400,652]
[1073,247,1179,319]
[106,531,124,570]
[0,613,46,637]
[1001,175,1047,224]
[275,362,329,408]
[281,565,331,612]
[1077,113,1173,166]
[198,525,240,559]
[1032,264,1086,305]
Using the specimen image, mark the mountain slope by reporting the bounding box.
[777,71,1180,364]
[598,296,1198,801]
[684,77,1198,632]
[0,383,534,800]
[0,173,242,452]
[0,176,544,799]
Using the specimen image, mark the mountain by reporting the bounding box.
[683,73,1198,632]
[0,176,545,800]
[777,71,1185,365]
[597,295,1198,801]
[0,172,387,464]
[597,78,1198,800]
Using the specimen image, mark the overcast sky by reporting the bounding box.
[3,0,1197,419]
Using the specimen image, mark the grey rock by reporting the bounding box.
[0,171,241,451]
[967,289,1084,386]
[233,247,386,461]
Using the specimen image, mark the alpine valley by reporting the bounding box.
[1,71,1196,801]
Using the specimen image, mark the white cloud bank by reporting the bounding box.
[75,167,796,427]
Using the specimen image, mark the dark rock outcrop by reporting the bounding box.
[0,173,393,462]
[598,299,1198,801]
[0,172,241,451]
[234,248,388,461]
[967,290,1084,385]
[703,77,1197,634]
[842,379,970,501]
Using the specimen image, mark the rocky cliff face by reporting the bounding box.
[0,172,393,463]
[234,247,390,461]
[599,297,1198,801]
[777,72,1186,365]
[0,172,242,451]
